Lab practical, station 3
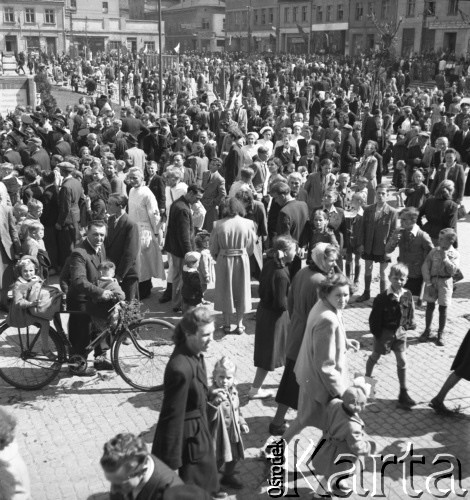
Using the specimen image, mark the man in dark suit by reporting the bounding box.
[163,185,203,311]
[146,161,166,215]
[209,101,222,136]
[452,118,470,165]
[27,136,51,171]
[56,162,84,267]
[105,194,140,301]
[152,307,220,495]
[251,146,270,196]
[122,109,145,137]
[101,433,185,500]
[198,130,217,160]
[356,184,398,302]
[68,220,111,372]
[201,158,226,231]
[271,182,308,277]
[340,124,357,174]
[223,129,245,191]
[430,150,466,204]
[1,136,22,165]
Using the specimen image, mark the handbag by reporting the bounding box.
[454,268,464,283]
[29,285,63,320]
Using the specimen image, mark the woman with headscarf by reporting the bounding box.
[269,244,340,435]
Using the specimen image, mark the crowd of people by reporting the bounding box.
[2,50,470,498]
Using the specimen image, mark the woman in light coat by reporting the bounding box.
[210,197,256,334]
[127,167,164,299]
[355,142,378,205]
[281,273,360,443]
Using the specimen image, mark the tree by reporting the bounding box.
[367,12,402,109]
[34,70,57,113]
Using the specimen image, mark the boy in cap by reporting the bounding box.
[181,251,203,313]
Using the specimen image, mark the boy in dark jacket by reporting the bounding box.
[365,263,417,410]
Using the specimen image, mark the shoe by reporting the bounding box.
[429,397,453,415]
[417,298,423,307]
[248,387,273,399]
[222,325,232,334]
[211,492,228,499]
[234,326,245,335]
[435,331,445,346]
[172,307,182,313]
[397,388,416,410]
[221,475,243,490]
[159,289,172,303]
[355,291,370,302]
[418,329,431,342]
[94,355,113,371]
[269,421,287,436]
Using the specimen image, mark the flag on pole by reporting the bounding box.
[174,43,180,54]
[229,36,232,45]
[143,44,148,54]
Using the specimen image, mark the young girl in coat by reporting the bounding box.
[7,256,62,360]
[208,357,249,491]
[311,379,375,498]
[307,210,339,264]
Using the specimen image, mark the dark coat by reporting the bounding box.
[418,197,458,241]
[274,145,296,166]
[452,130,470,165]
[340,135,357,173]
[39,184,60,226]
[163,196,194,258]
[362,203,398,256]
[152,344,219,493]
[2,149,22,166]
[29,148,51,172]
[68,239,107,303]
[224,143,244,189]
[276,199,309,243]
[148,174,166,213]
[369,289,416,338]
[57,176,83,227]
[105,214,140,281]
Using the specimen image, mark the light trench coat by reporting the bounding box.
[210,215,255,314]
[294,299,349,430]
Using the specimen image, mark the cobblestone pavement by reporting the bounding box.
[1,202,470,500]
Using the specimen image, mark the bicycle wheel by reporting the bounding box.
[0,323,65,390]
[113,319,174,391]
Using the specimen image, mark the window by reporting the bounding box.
[25,8,35,23]
[144,41,155,51]
[448,0,459,16]
[316,5,323,22]
[302,6,307,21]
[4,7,14,23]
[45,9,55,24]
[337,4,344,20]
[201,18,210,29]
[368,2,374,15]
[108,41,121,50]
[381,0,390,19]
[70,0,77,7]
[269,8,274,23]
[326,5,331,21]
[284,7,289,23]
[406,0,415,17]
[261,8,266,24]
[253,9,258,24]
[425,1,435,15]
[355,2,363,21]
[293,7,298,22]
[102,2,108,13]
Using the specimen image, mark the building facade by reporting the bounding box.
[0,0,164,56]
[1,0,66,55]
[163,0,225,52]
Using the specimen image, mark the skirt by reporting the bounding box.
[275,358,299,410]
[253,307,288,371]
[451,329,470,381]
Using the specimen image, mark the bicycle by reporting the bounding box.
[0,302,175,392]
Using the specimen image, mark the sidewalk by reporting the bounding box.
[1,204,469,499]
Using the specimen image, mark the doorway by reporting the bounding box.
[443,32,457,53]
[5,36,17,53]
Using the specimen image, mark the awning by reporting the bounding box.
[251,31,272,38]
